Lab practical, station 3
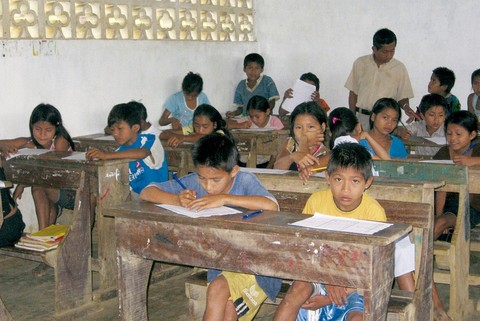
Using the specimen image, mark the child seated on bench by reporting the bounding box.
[273,143,415,321]
[140,134,281,321]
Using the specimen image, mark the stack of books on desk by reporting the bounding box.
[15,224,69,252]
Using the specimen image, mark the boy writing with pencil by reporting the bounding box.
[273,143,415,321]
[140,133,281,321]
[86,102,168,195]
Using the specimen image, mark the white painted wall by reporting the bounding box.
[1,0,479,231]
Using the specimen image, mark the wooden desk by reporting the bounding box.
[402,136,446,158]
[108,201,411,321]
[3,151,131,314]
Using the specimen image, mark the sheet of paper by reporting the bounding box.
[240,168,290,175]
[231,128,273,132]
[281,79,316,113]
[5,148,49,160]
[419,159,454,164]
[93,135,116,141]
[423,137,447,145]
[290,213,392,235]
[156,204,241,218]
[311,171,326,178]
[62,152,87,161]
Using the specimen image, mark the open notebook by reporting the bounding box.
[157,204,241,218]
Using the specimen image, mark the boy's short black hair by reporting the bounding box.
[192,133,239,172]
[300,72,320,91]
[107,103,142,128]
[182,72,204,94]
[471,68,480,84]
[373,28,397,49]
[419,94,448,115]
[128,100,147,121]
[243,53,265,69]
[328,143,373,181]
[432,67,456,94]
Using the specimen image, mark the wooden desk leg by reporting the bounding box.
[246,138,257,168]
[117,251,153,321]
[363,244,395,321]
[96,163,131,301]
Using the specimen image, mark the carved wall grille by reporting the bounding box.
[1,0,254,41]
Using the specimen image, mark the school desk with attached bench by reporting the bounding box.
[107,201,411,321]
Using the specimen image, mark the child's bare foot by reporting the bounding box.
[31,263,50,277]
[433,306,452,321]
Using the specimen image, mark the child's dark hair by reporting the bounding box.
[328,142,373,181]
[107,103,142,128]
[246,95,270,113]
[419,94,448,115]
[432,67,456,94]
[243,53,264,69]
[328,107,358,149]
[193,104,234,142]
[369,98,402,130]
[373,28,397,49]
[445,111,478,141]
[290,102,327,143]
[471,68,480,85]
[182,72,203,94]
[29,103,75,150]
[300,72,320,91]
[192,133,239,172]
[128,100,148,121]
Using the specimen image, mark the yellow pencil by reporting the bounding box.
[311,166,327,172]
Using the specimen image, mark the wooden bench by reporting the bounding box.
[185,193,433,321]
[0,171,99,319]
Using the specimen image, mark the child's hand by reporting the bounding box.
[226,110,239,119]
[324,285,349,307]
[301,295,327,310]
[299,166,313,181]
[13,184,25,202]
[178,190,197,207]
[292,152,320,169]
[170,118,182,130]
[241,120,252,129]
[400,129,412,140]
[167,136,184,148]
[0,144,18,158]
[311,91,321,104]
[86,148,106,160]
[186,194,225,212]
[305,129,325,147]
[283,88,294,100]
[452,155,479,166]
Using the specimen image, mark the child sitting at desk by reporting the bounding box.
[229,95,284,168]
[226,53,280,118]
[140,134,281,321]
[104,100,160,136]
[160,104,233,147]
[159,72,210,130]
[273,143,415,321]
[274,102,329,177]
[87,102,168,195]
[427,67,460,116]
[397,94,447,156]
[278,72,330,117]
[433,110,480,239]
[359,98,408,159]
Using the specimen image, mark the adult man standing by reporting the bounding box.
[345,28,419,130]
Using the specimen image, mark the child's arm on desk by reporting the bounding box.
[140,185,196,207]
[188,194,278,212]
[86,147,150,161]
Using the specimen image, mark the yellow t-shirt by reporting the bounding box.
[302,189,386,222]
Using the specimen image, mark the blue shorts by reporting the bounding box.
[296,291,364,321]
[56,189,75,214]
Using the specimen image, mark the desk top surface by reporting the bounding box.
[107,201,411,247]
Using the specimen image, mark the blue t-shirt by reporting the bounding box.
[149,171,281,300]
[118,133,168,194]
[359,134,408,159]
[234,75,280,115]
[164,91,210,127]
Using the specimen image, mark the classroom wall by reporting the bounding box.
[1,0,478,231]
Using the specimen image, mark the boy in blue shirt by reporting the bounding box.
[141,134,281,321]
[86,102,168,195]
[427,67,460,116]
[226,53,280,118]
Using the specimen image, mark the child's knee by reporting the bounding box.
[347,310,363,321]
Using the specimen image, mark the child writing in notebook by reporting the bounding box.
[359,98,408,158]
[467,68,480,120]
[0,104,76,230]
[140,134,281,321]
[159,72,210,130]
[273,143,416,321]
[278,72,330,117]
[274,102,329,174]
[397,94,447,156]
[229,95,284,168]
[87,102,168,195]
[160,104,233,147]
[328,107,390,160]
